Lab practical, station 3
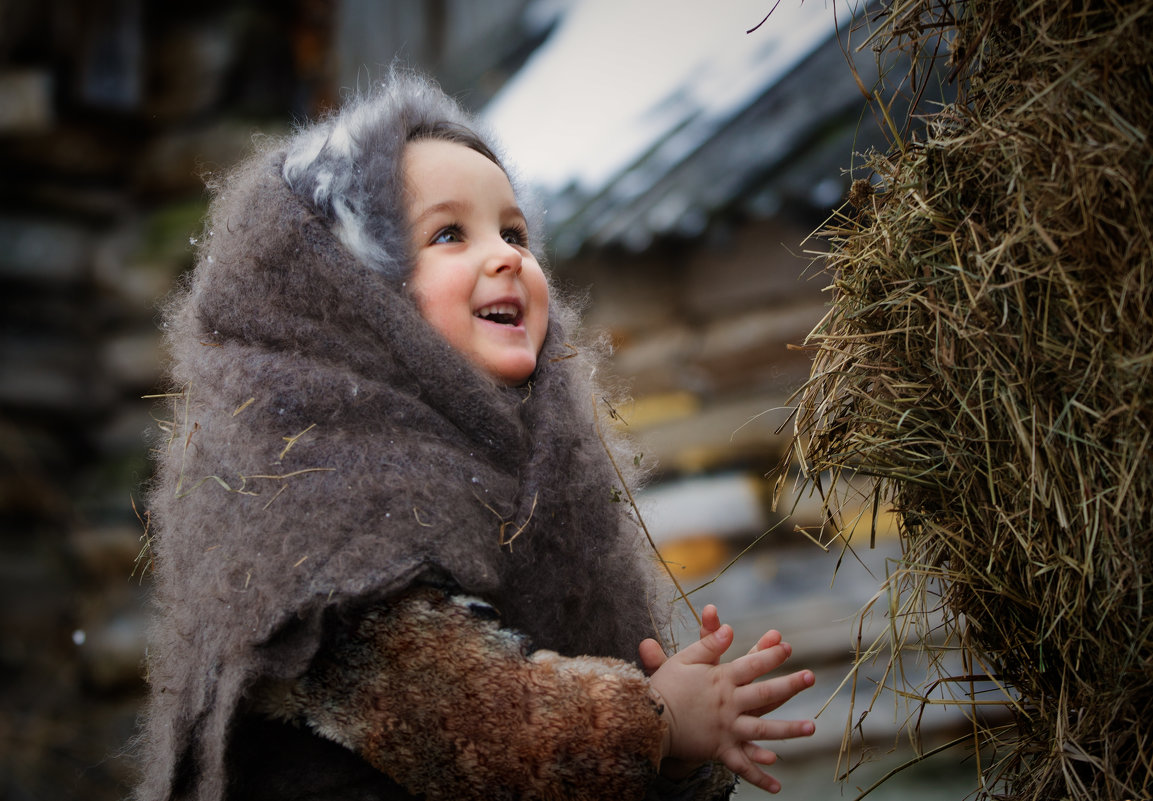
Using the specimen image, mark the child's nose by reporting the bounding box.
[485,238,523,276]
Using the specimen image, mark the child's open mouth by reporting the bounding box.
[474,302,523,327]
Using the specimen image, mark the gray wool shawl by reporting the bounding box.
[136,76,669,801]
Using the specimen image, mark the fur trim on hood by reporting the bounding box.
[136,71,668,801]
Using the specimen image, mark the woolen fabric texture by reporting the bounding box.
[136,74,669,801]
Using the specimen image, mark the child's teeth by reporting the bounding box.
[476,303,518,319]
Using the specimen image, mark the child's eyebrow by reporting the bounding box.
[411,200,466,226]
[411,200,528,227]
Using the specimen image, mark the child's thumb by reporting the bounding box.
[638,638,668,675]
[677,623,734,665]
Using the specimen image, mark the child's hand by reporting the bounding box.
[638,607,816,793]
[640,605,785,675]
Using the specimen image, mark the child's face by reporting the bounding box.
[404,139,549,385]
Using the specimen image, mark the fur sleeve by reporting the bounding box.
[254,587,731,801]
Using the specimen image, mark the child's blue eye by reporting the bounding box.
[502,226,528,247]
[432,226,462,244]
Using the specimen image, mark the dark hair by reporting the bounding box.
[405,120,505,171]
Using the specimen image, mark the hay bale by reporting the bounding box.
[792,0,1153,798]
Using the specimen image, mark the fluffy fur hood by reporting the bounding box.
[137,72,668,801]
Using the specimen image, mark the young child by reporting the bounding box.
[137,70,815,801]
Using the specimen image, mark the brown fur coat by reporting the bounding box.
[137,74,674,800]
[252,586,672,800]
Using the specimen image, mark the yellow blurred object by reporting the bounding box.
[655,534,730,580]
[618,391,700,429]
[843,504,901,541]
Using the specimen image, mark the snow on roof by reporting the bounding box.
[483,0,852,196]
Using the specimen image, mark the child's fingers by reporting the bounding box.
[699,605,721,639]
[734,668,816,716]
[741,741,780,767]
[726,642,792,686]
[672,623,735,666]
[638,638,667,675]
[724,753,783,794]
[733,713,816,743]
[747,629,783,655]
